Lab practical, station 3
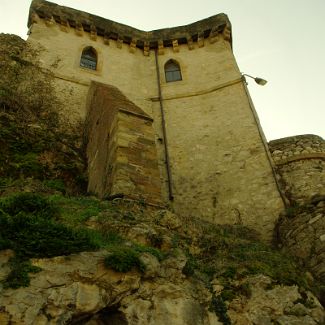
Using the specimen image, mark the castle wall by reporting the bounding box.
[145,42,284,236]
[27,11,285,239]
[27,19,157,119]
[269,135,325,204]
[156,68,283,235]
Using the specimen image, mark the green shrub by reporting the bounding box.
[0,209,11,250]
[210,294,231,325]
[48,195,114,227]
[201,265,217,279]
[100,230,124,246]
[222,267,237,280]
[104,247,145,273]
[11,152,44,178]
[0,192,57,219]
[220,289,236,302]
[5,214,99,258]
[0,177,14,188]
[133,245,163,261]
[104,244,163,273]
[182,254,198,277]
[0,192,101,288]
[0,235,11,250]
[43,179,66,193]
[4,258,41,289]
[171,233,180,248]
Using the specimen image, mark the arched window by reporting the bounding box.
[80,46,97,70]
[164,59,182,82]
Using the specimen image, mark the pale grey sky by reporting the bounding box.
[1,0,324,140]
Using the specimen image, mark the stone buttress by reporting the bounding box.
[85,82,162,205]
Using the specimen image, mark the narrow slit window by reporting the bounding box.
[165,60,182,82]
[80,46,97,70]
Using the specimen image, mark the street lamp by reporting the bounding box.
[242,73,267,86]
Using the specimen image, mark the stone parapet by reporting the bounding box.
[28,0,231,56]
[269,135,325,204]
[269,134,325,164]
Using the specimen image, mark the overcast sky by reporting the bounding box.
[1,0,324,141]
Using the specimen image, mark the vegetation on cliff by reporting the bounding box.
[0,34,86,195]
[0,192,100,288]
[0,190,316,323]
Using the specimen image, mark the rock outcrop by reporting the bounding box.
[277,197,325,298]
[0,249,324,325]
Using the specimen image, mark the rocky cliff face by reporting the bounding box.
[0,248,324,325]
[276,196,325,305]
[1,205,324,325]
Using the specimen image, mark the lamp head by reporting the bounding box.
[254,77,267,86]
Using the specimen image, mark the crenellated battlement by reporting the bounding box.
[29,0,232,56]
[269,134,325,164]
[269,135,325,204]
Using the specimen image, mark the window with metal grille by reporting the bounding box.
[164,60,182,82]
[80,47,97,70]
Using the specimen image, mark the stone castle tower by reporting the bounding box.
[27,0,287,239]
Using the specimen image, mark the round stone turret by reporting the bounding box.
[269,134,325,204]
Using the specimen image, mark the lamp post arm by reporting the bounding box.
[242,73,267,86]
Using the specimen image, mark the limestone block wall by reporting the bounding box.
[149,42,284,239]
[157,79,284,238]
[109,111,162,204]
[269,135,325,204]
[151,40,245,207]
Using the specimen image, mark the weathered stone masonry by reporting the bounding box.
[27,0,292,239]
[85,82,162,204]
